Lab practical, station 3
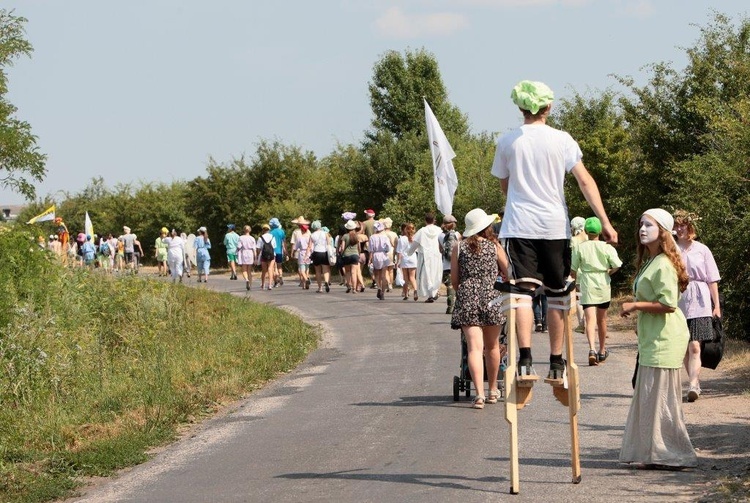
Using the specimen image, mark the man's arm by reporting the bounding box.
[570,162,618,244]
[500,177,509,195]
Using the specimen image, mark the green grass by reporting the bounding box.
[0,226,319,502]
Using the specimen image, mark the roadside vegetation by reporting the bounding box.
[0,227,319,503]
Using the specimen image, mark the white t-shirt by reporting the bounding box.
[491,124,582,240]
[310,230,329,253]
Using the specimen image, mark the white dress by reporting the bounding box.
[396,235,417,269]
[406,224,443,298]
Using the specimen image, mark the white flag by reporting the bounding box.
[84,212,94,239]
[424,99,458,217]
[26,205,56,224]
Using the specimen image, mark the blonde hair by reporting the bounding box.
[635,226,689,292]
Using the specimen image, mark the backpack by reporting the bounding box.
[260,236,275,261]
[442,230,457,262]
[99,242,110,255]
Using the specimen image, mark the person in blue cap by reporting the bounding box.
[223,223,240,280]
[269,217,287,287]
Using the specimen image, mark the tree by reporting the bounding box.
[618,12,750,340]
[0,9,46,200]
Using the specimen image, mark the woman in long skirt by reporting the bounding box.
[619,208,697,469]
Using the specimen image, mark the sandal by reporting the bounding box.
[472,396,485,409]
[588,350,599,366]
[413,291,418,302]
[597,350,610,364]
[486,389,501,404]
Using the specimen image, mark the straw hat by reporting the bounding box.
[291,215,310,225]
[463,209,495,237]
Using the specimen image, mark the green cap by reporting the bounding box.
[584,217,602,235]
[511,80,554,114]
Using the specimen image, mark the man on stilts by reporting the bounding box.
[491,80,617,491]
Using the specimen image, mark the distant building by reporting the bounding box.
[1,204,26,221]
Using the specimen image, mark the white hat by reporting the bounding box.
[344,220,357,230]
[642,208,674,233]
[382,217,393,229]
[570,216,586,234]
[374,221,384,232]
[463,208,495,237]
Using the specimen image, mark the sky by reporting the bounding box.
[2,0,749,206]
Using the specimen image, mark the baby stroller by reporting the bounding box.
[453,318,508,401]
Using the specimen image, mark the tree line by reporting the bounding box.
[12,13,750,341]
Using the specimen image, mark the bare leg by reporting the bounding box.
[684,340,702,388]
[584,306,597,351]
[596,307,608,353]
[483,325,501,392]
[464,325,487,399]
[546,308,564,356]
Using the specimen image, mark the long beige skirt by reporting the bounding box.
[619,366,698,467]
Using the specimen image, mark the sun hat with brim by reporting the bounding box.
[291,216,310,225]
[463,208,496,238]
[511,80,554,114]
[382,217,393,229]
[344,220,357,231]
[584,217,602,235]
[261,224,271,231]
[311,220,322,231]
[374,221,384,232]
[642,208,674,233]
[161,227,169,234]
[341,212,356,221]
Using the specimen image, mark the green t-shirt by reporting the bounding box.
[633,253,689,369]
[571,240,622,304]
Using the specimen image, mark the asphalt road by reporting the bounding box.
[71,273,706,502]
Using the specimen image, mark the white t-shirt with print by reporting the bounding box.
[491,124,582,240]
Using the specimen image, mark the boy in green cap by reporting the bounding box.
[570,217,622,365]
[491,80,618,379]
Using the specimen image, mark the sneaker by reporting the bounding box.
[425,297,435,303]
[324,282,330,293]
[547,360,567,380]
[687,386,700,402]
[597,350,610,364]
[346,286,352,293]
[541,324,548,333]
[305,279,311,289]
[535,323,543,333]
[279,277,284,286]
[588,350,599,366]
[518,358,535,377]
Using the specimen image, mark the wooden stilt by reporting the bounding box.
[546,286,582,484]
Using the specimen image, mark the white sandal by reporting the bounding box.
[486,389,501,404]
[472,396,485,409]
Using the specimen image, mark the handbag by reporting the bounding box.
[700,316,725,370]
[394,267,405,287]
[327,244,337,267]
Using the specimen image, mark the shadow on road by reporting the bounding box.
[276,468,507,493]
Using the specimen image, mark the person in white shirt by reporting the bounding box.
[491,80,617,380]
